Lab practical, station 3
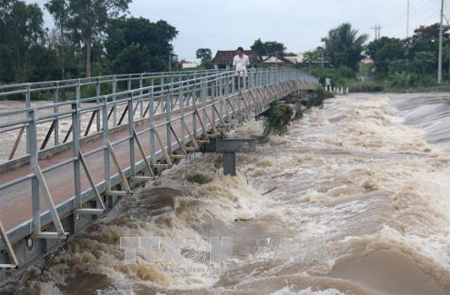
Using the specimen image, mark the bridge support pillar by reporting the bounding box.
[295,101,304,113]
[223,152,236,176]
[200,137,257,176]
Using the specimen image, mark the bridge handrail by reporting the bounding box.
[0,69,223,94]
[0,67,318,164]
[0,68,317,114]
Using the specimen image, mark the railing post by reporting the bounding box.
[76,80,81,102]
[72,102,81,211]
[128,95,136,176]
[237,72,241,92]
[192,81,198,137]
[96,78,101,132]
[160,73,164,92]
[220,74,226,119]
[28,109,40,234]
[102,97,111,192]
[165,90,172,156]
[212,78,216,125]
[25,84,31,108]
[260,70,263,87]
[232,73,236,94]
[139,73,144,118]
[179,85,185,142]
[201,77,207,129]
[113,75,117,126]
[149,87,156,166]
[53,82,59,145]
[219,73,224,97]
[225,73,230,96]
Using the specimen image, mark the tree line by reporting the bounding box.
[0,0,178,84]
[305,22,450,89]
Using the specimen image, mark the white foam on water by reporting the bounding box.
[270,286,346,295]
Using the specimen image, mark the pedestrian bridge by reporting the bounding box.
[0,68,318,284]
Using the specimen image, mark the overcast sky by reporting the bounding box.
[27,0,447,61]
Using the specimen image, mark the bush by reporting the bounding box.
[305,66,356,87]
[417,75,439,88]
[388,72,417,88]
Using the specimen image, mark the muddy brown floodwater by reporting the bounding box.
[1,93,450,295]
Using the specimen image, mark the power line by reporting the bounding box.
[408,0,438,20]
[384,0,438,29]
[407,0,439,26]
[419,7,442,25]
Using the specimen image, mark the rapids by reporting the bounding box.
[1,93,450,295]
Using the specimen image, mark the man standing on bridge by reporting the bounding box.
[233,47,250,91]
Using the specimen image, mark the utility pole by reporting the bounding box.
[406,0,410,38]
[372,25,382,40]
[169,54,172,72]
[438,0,444,84]
[321,50,325,68]
[372,26,379,40]
[446,15,450,83]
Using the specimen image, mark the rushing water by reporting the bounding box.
[2,93,450,295]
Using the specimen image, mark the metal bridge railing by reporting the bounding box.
[0,69,318,163]
[0,68,318,277]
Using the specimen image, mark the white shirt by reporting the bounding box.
[233,54,250,76]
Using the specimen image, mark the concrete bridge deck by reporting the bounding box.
[0,68,318,284]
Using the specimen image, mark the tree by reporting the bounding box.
[412,51,436,75]
[303,50,319,63]
[67,0,131,78]
[45,0,69,79]
[389,59,409,75]
[322,23,368,71]
[105,17,178,73]
[265,41,286,56]
[366,37,406,76]
[196,48,213,69]
[0,0,53,82]
[200,58,214,70]
[251,38,267,56]
[111,43,150,74]
[196,48,212,60]
[251,39,286,56]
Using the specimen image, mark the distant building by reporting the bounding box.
[260,52,330,68]
[361,57,374,64]
[298,60,331,68]
[286,52,304,64]
[261,55,297,67]
[181,62,199,71]
[212,50,261,70]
